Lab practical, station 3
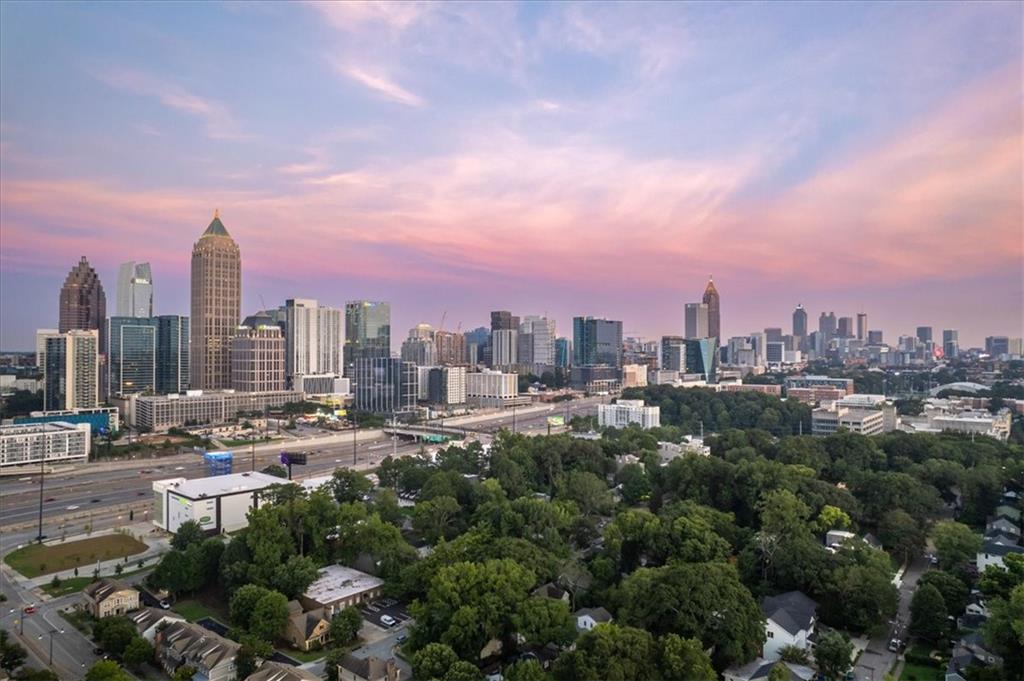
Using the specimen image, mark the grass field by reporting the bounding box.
[172,599,224,622]
[5,534,148,578]
[219,437,280,447]
[40,576,95,597]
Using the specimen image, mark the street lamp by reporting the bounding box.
[39,627,64,666]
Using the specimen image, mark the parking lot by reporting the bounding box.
[360,598,412,629]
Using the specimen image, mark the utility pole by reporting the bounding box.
[352,412,358,466]
[36,453,45,542]
[41,628,63,666]
[392,412,397,458]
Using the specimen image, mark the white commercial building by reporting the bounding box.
[295,374,349,397]
[466,370,522,408]
[0,421,91,468]
[901,400,1013,442]
[284,299,342,387]
[598,399,660,429]
[151,471,283,534]
[519,316,556,366]
[133,389,303,432]
[811,406,885,436]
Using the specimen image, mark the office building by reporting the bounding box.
[156,316,190,394]
[400,327,437,366]
[942,329,959,359]
[44,330,99,411]
[295,374,349,396]
[661,336,686,371]
[812,406,885,436]
[837,316,854,339]
[190,212,241,390]
[0,421,91,468]
[916,326,933,344]
[59,256,107,354]
[231,323,286,393]
[520,316,556,366]
[597,400,660,429]
[573,317,623,368]
[283,299,342,387]
[621,364,648,388]
[749,331,767,367]
[13,406,119,434]
[435,330,467,366]
[466,369,525,408]
[785,375,855,393]
[116,262,153,318]
[684,303,709,339]
[702,276,721,342]
[35,329,59,369]
[490,310,519,368]
[108,316,157,396]
[792,305,808,338]
[818,312,837,343]
[352,358,416,414]
[427,366,467,405]
[344,301,391,378]
[764,327,783,343]
[132,389,301,432]
[867,330,884,345]
[151,472,283,533]
[856,312,867,341]
[684,338,718,383]
[555,338,572,368]
[766,342,784,364]
[985,336,1010,357]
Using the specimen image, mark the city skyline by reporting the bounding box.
[1,2,1022,349]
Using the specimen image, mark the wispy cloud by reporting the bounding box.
[93,68,244,140]
[336,64,425,107]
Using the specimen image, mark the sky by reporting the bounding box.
[1,1,1022,351]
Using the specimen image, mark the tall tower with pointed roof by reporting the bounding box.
[59,256,107,350]
[702,275,720,342]
[190,211,241,390]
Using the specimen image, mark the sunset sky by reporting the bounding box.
[1,1,1021,350]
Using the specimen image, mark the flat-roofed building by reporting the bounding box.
[598,399,660,429]
[300,565,385,618]
[812,406,884,436]
[621,364,648,388]
[133,389,302,432]
[785,375,855,393]
[466,369,525,408]
[0,422,90,468]
[720,383,782,395]
[151,471,283,534]
[786,386,848,405]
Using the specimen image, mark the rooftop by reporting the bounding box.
[762,591,818,636]
[303,565,384,605]
[156,471,284,499]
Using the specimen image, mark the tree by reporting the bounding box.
[616,464,651,505]
[122,637,153,670]
[505,659,546,681]
[261,464,287,478]
[814,505,851,533]
[374,488,404,526]
[918,570,969,617]
[412,642,460,680]
[909,584,948,642]
[84,661,131,681]
[271,554,319,599]
[553,624,658,681]
[443,661,484,681]
[12,668,60,681]
[94,617,137,656]
[0,630,27,671]
[171,667,197,681]
[768,665,790,681]
[933,520,981,570]
[982,583,1024,676]
[235,644,258,679]
[978,553,1024,600]
[230,584,269,630]
[413,495,463,544]
[779,645,811,665]
[815,630,854,680]
[250,590,290,642]
[330,607,363,646]
[170,520,206,551]
[512,597,575,648]
[659,634,716,681]
[557,471,613,516]
[878,510,925,564]
[330,468,372,504]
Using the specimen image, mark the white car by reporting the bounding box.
[66,505,80,511]
[380,615,397,627]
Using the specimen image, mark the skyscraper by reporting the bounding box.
[190,212,241,390]
[520,315,556,366]
[837,316,854,338]
[684,303,709,339]
[353,358,417,414]
[401,325,437,366]
[792,304,807,338]
[856,312,867,341]
[156,315,189,394]
[555,337,572,368]
[702,276,720,342]
[490,310,519,368]
[818,311,837,342]
[44,330,99,411]
[116,262,153,318]
[916,326,933,344]
[942,329,959,359]
[344,301,391,377]
[283,298,342,385]
[661,335,686,371]
[435,330,467,366]
[573,317,623,368]
[59,256,106,351]
[764,327,783,343]
[231,322,286,392]
[108,316,157,396]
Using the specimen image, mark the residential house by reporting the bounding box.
[761,591,818,661]
[985,515,1020,538]
[574,607,613,632]
[156,620,240,681]
[946,632,1004,681]
[337,654,401,681]
[129,607,185,643]
[299,565,384,618]
[245,662,320,681]
[976,539,1024,571]
[532,583,570,603]
[284,601,331,651]
[82,579,140,619]
[723,659,816,681]
[994,504,1021,523]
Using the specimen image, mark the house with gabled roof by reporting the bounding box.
[761,591,817,661]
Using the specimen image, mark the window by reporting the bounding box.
[767,631,773,638]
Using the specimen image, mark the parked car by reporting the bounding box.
[380,615,397,627]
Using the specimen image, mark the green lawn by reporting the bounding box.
[281,647,327,663]
[900,662,943,681]
[220,437,280,447]
[171,598,224,623]
[41,576,95,597]
[5,534,148,578]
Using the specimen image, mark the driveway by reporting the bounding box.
[851,554,930,681]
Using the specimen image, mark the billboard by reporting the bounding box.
[547,416,565,426]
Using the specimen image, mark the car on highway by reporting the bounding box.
[137,491,147,496]
[66,505,79,511]
[380,615,397,627]
[44,497,56,502]
[90,498,101,503]
[175,466,185,471]
[22,605,36,614]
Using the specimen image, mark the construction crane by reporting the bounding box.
[439,310,448,334]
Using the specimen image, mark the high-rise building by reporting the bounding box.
[792,304,808,338]
[490,311,519,367]
[520,316,556,366]
[916,326,933,344]
[684,303,709,339]
[573,317,623,368]
[942,329,959,359]
[818,312,837,342]
[856,312,867,341]
[283,298,342,385]
[435,331,467,366]
[231,322,286,393]
[108,316,157,396]
[837,316,854,338]
[555,337,572,368]
[59,256,106,352]
[427,366,467,405]
[35,329,59,368]
[344,301,391,377]
[867,330,884,345]
[44,330,99,411]
[764,327,783,343]
[190,212,241,390]
[985,336,1010,356]
[116,262,153,318]
[684,338,718,383]
[401,326,437,366]
[661,335,686,371]
[702,276,720,342]
[353,358,416,414]
[156,315,190,394]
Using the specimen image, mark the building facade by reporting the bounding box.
[44,330,100,411]
[555,337,572,368]
[943,329,960,359]
[352,358,416,414]
[230,325,286,393]
[344,301,391,378]
[284,298,342,387]
[435,330,467,366]
[0,421,91,468]
[108,316,157,396]
[597,400,660,429]
[466,369,521,407]
[190,212,241,390]
[59,256,107,352]
[702,277,721,342]
[116,262,153,318]
[156,315,190,394]
[684,303,709,339]
[428,366,467,405]
[133,389,302,431]
[573,317,623,368]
